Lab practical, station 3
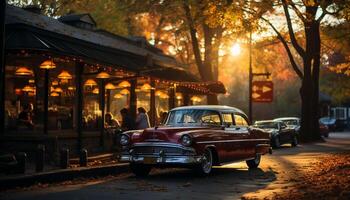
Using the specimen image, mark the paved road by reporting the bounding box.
[2,132,350,200]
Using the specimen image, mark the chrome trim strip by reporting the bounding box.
[196,138,269,144]
[132,142,194,151]
[119,155,203,164]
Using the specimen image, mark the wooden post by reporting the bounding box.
[183,93,190,106]
[129,79,137,121]
[43,69,49,135]
[99,79,105,147]
[248,31,253,122]
[75,61,83,152]
[106,89,111,113]
[168,84,176,110]
[0,1,5,134]
[150,79,156,126]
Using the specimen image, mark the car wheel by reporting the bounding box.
[130,163,152,177]
[291,135,298,147]
[324,133,329,138]
[273,136,281,149]
[246,154,261,169]
[195,148,213,175]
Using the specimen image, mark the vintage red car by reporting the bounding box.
[118,105,271,176]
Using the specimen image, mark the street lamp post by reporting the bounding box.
[248,31,253,122]
[248,31,271,123]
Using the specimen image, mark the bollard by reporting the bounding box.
[36,145,45,172]
[80,148,88,167]
[15,152,27,174]
[60,148,70,169]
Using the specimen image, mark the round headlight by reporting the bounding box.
[120,134,130,146]
[181,135,192,146]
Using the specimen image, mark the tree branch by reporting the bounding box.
[241,7,304,79]
[289,1,306,22]
[282,0,306,59]
[182,0,206,79]
[261,16,304,80]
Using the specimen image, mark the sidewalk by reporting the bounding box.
[0,162,129,190]
[0,152,129,191]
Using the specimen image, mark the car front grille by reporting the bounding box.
[132,146,194,156]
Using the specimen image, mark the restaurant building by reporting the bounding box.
[1,5,225,159]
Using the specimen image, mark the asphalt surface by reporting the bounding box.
[2,131,350,200]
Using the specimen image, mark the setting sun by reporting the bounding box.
[230,43,241,56]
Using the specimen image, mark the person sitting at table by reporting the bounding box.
[105,113,120,129]
[120,108,136,131]
[136,107,150,129]
[18,103,34,130]
[159,111,168,125]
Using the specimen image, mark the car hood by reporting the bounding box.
[258,128,278,133]
[130,126,208,144]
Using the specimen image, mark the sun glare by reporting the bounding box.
[230,43,241,56]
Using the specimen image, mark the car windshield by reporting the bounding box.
[281,120,298,126]
[254,122,278,129]
[165,109,221,126]
[319,117,336,124]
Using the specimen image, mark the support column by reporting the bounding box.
[75,61,83,152]
[168,84,176,110]
[183,93,190,106]
[43,69,49,135]
[106,89,111,113]
[129,79,137,121]
[0,1,5,134]
[248,31,253,122]
[150,79,156,126]
[99,79,105,147]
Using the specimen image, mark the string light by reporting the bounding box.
[120,88,130,95]
[92,88,99,94]
[58,70,72,79]
[118,81,131,88]
[114,93,123,99]
[141,83,152,91]
[50,92,59,97]
[96,71,110,79]
[40,59,56,69]
[105,83,116,90]
[84,79,97,87]
[15,67,33,76]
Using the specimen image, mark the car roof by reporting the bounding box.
[273,117,300,121]
[255,120,280,124]
[171,105,245,114]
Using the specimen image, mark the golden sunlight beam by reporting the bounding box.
[230,43,241,56]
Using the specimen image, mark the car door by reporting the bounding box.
[222,113,253,162]
[279,122,290,143]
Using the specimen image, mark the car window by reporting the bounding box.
[234,114,248,126]
[282,119,299,126]
[166,109,221,126]
[222,113,233,127]
[280,122,287,129]
[254,121,278,129]
[201,113,221,125]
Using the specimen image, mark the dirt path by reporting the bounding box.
[2,132,350,200]
[242,131,350,200]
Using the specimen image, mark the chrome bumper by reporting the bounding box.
[119,154,203,164]
[119,142,203,165]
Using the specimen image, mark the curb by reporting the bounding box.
[0,163,129,191]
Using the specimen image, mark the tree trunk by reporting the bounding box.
[311,21,321,139]
[299,18,321,142]
[183,1,219,105]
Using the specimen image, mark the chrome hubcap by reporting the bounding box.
[202,150,212,173]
